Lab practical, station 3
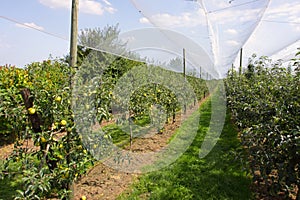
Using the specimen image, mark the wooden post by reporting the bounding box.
[172,108,176,123]
[239,48,243,75]
[129,119,133,149]
[67,0,78,193]
[20,88,42,133]
[70,0,78,68]
[183,48,186,81]
[183,48,186,114]
[199,66,202,79]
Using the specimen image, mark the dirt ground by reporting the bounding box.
[0,132,67,160]
[0,138,37,160]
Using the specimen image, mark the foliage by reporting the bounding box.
[78,24,125,54]
[0,61,94,199]
[0,66,30,144]
[225,53,300,198]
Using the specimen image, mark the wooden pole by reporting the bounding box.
[67,0,78,193]
[70,0,78,68]
[20,88,42,133]
[239,48,243,75]
[199,67,202,79]
[183,48,186,81]
[183,48,186,114]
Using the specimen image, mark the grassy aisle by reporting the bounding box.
[118,98,252,200]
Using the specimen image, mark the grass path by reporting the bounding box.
[118,98,252,200]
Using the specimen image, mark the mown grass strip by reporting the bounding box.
[118,98,252,200]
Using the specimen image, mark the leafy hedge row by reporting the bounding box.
[225,54,300,199]
[0,61,73,141]
[0,66,29,143]
[0,61,94,199]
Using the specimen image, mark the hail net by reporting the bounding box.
[95,0,299,78]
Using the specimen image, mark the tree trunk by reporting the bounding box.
[20,88,42,133]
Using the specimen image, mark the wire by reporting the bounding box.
[207,0,263,13]
[77,44,147,63]
[0,15,68,41]
[0,15,144,61]
[262,19,300,25]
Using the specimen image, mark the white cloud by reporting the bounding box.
[139,10,206,28]
[16,22,44,31]
[225,28,238,35]
[265,3,300,20]
[226,40,239,46]
[204,0,230,11]
[105,6,117,14]
[39,0,117,15]
[80,0,104,15]
[209,8,263,24]
[264,2,300,31]
[139,17,150,24]
[39,0,70,9]
[102,0,111,6]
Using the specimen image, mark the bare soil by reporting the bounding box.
[0,132,66,160]
[0,139,37,160]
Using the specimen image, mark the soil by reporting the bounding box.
[0,132,66,160]
[71,99,206,200]
[0,138,36,160]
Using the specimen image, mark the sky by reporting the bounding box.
[0,0,149,67]
[1,0,300,77]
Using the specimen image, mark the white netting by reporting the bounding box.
[239,0,300,66]
[122,0,300,77]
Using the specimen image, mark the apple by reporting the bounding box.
[28,107,36,115]
[60,120,67,126]
[55,96,62,102]
[40,137,47,143]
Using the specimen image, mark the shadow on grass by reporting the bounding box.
[118,99,251,200]
[0,175,22,200]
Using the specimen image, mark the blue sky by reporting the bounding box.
[1,0,300,77]
[0,0,151,67]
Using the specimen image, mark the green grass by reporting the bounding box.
[133,115,151,127]
[0,160,23,200]
[0,176,22,200]
[102,124,129,145]
[117,98,252,200]
[102,115,160,148]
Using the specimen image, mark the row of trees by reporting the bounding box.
[226,53,300,199]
